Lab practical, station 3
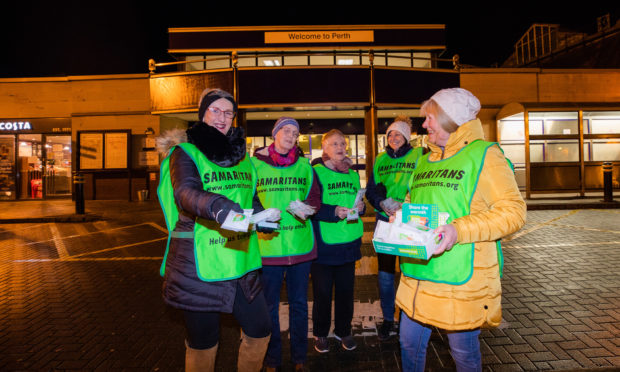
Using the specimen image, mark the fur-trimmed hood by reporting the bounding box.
[156,123,247,167]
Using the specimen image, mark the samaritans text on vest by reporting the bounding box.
[257,176,307,187]
[377,162,416,174]
[411,169,466,192]
[412,169,465,182]
[327,181,357,197]
[203,170,253,184]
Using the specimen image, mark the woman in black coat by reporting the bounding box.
[157,88,271,372]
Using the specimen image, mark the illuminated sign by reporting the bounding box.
[0,121,32,130]
[265,31,374,44]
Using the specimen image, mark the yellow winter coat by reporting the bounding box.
[395,119,526,330]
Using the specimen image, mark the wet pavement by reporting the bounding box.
[0,199,619,371]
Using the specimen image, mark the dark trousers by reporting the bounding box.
[262,261,312,367]
[377,252,397,321]
[183,282,271,349]
[311,261,355,338]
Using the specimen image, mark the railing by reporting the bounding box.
[148,51,460,74]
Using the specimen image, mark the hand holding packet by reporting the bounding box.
[346,188,366,221]
[221,209,253,232]
[287,200,316,220]
[380,197,402,215]
[250,208,281,224]
[250,208,281,232]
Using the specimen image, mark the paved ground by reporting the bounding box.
[0,200,619,371]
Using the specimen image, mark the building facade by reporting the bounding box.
[0,25,618,201]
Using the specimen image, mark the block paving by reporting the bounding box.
[0,201,619,371]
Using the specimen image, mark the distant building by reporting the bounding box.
[502,15,620,68]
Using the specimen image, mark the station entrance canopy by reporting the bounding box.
[148,25,459,172]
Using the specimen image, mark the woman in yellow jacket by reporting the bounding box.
[396,88,526,371]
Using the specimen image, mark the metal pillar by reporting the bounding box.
[364,51,378,176]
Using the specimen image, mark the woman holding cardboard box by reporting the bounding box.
[396,88,526,371]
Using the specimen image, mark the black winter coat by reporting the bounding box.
[161,123,262,313]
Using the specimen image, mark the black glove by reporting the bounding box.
[211,196,243,224]
[255,222,277,233]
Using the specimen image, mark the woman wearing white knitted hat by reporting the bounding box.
[365,115,424,341]
[396,88,526,371]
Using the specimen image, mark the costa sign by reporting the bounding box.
[0,121,32,130]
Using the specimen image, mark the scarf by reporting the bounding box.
[185,123,246,167]
[268,143,297,166]
[322,152,353,173]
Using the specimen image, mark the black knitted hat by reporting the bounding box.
[197,88,237,123]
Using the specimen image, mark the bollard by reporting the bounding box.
[603,162,613,202]
[73,172,85,215]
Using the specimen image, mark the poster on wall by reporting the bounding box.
[79,133,103,169]
[105,132,128,169]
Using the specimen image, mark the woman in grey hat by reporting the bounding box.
[252,117,321,372]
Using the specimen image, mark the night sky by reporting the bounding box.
[2,1,619,78]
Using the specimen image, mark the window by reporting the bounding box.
[388,52,412,67]
[237,54,257,67]
[284,55,308,66]
[205,55,230,69]
[185,55,205,71]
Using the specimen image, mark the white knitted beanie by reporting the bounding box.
[430,88,481,126]
[386,121,411,140]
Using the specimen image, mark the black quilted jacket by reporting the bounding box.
[160,123,263,312]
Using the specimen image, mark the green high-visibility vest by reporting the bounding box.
[313,163,363,244]
[157,142,261,282]
[401,140,502,285]
[251,157,315,258]
[373,147,424,218]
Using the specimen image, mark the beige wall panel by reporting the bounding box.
[538,72,620,102]
[160,116,188,133]
[70,78,151,114]
[460,72,539,105]
[478,108,500,141]
[0,81,72,118]
[72,114,160,139]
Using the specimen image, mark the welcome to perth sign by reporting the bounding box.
[265,30,374,44]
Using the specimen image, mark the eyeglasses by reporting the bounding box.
[207,107,235,119]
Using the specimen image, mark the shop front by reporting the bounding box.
[497,103,620,198]
[0,118,72,201]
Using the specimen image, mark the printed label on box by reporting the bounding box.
[401,203,439,229]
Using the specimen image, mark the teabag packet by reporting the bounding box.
[346,188,366,221]
[250,208,282,230]
[379,197,402,215]
[250,208,281,224]
[286,200,316,220]
[221,209,253,232]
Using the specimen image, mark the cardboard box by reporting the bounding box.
[371,204,443,260]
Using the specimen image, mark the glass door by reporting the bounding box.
[44,135,72,197]
[17,134,43,199]
[0,135,16,200]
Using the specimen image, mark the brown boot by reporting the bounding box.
[185,341,218,372]
[237,331,270,372]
